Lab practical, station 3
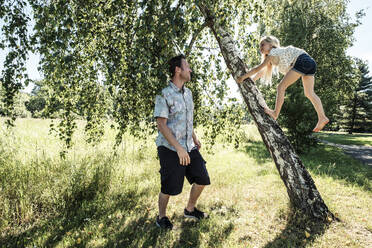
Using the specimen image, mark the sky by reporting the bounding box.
[346,0,372,70]
[0,0,371,94]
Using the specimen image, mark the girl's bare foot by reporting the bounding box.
[264,108,277,120]
[313,117,329,132]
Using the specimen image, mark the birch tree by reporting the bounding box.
[197,2,335,221]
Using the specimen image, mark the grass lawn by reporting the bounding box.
[0,118,371,247]
[314,131,372,146]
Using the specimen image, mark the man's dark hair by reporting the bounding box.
[168,54,186,78]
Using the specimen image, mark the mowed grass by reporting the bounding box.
[314,131,372,146]
[0,118,371,247]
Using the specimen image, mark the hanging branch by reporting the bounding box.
[186,22,208,56]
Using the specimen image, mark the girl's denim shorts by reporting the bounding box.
[291,53,316,75]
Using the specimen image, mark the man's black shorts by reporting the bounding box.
[157,146,210,195]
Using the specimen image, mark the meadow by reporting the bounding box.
[0,118,371,247]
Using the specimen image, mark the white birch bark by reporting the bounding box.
[198,3,334,220]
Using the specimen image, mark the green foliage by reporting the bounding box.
[0,84,31,118]
[258,0,361,152]
[0,0,32,125]
[13,92,31,118]
[279,84,318,153]
[1,0,367,154]
[335,59,372,133]
[2,0,263,151]
[201,101,251,150]
[25,94,45,117]
[24,80,48,117]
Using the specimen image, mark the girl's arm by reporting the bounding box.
[237,56,272,83]
[252,69,265,82]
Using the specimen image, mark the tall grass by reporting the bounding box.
[0,118,371,247]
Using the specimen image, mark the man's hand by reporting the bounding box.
[176,147,190,166]
[194,138,202,150]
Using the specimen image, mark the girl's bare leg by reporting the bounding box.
[265,70,301,120]
[302,75,329,132]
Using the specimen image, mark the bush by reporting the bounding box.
[277,84,317,153]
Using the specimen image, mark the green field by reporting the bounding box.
[0,119,371,247]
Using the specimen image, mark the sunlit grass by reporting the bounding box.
[314,131,372,146]
[0,118,371,247]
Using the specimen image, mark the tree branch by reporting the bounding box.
[194,46,219,50]
[185,22,208,56]
[171,40,183,54]
[173,0,182,12]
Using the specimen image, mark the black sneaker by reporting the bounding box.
[156,216,173,229]
[184,207,207,220]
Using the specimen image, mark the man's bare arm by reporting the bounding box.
[157,117,190,165]
[192,130,201,149]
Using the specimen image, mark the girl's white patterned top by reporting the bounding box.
[269,46,305,74]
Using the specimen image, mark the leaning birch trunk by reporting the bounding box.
[198,4,335,221]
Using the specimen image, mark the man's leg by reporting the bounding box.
[156,191,173,229]
[158,192,170,218]
[185,183,205,212]
[184,149,210,219]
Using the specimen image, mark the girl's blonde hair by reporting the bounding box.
[260,35,280,86]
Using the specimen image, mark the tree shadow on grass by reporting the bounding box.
[105,212,170,248]
[171,201,236,248]
[242,140,371,191]
[169,217,234,248]
[263,208,332,248]
[105,201,236,248]
[0,160,152,248]
[302,144,372,191]
[242,141,272,164]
